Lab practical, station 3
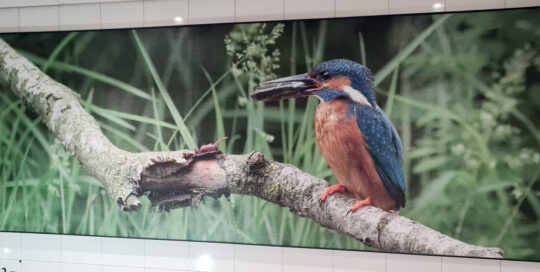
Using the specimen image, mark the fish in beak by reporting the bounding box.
[251,73,322,101]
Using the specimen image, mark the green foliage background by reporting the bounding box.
[1,9,539,261]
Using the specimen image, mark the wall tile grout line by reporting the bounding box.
[187,241,191,271]
[17,7,20,32]
[60,235,62,268]
[281,246,284,272]
[19,232,22,263]
[331,249,334,272]
[57,5,60,31]
[99,2,103,29]
[282,0,286,19]
[101,237,104,269]
[143,239,146,268]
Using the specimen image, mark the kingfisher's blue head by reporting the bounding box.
[252,59,377,107]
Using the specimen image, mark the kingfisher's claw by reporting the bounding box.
[350,197,372,213]
[319,184,346,205]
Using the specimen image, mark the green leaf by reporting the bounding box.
[132,30,196,149]
[203,67,226,150]
[22,52,152,100]
[374,14,451,86]
[43,32,79,73]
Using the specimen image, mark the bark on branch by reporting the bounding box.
[0,38,504,258]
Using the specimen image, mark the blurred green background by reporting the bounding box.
[0,8,539,261]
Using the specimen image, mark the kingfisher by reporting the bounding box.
[251,59,405,212]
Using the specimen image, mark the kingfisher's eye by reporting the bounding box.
[321,72,331,81]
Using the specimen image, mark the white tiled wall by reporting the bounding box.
[188,0,235,24]
[441,257,501,272]
[102,237,145,267]
[100,0,144,29]
[143,0,188,27]
[506,0,540,7]
[145,240,189,270]
[389,0,446,14]
[235,245,282,272]
[2,232,540,272]
[333,250,386,272]
[335,0,389,17]
[1,1,540,272]
[284,0,335,20]
[0,0,538,32]
[189,242,235,272]
[19,5,59,32]
[235,0,284,22]
[445,0,506,11]
[21,234,61,262]
[0,8,19,33]
[59,3,100,30]
[283,247,333,272]
[61,235,102,264]
[386,254,442,272]
[0,0,60,8]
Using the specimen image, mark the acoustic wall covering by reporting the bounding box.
[0,7,538,262]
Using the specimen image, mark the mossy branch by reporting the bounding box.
[0,38,504,258]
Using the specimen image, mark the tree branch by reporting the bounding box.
[0,38,504,258]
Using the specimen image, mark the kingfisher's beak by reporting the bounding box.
[251,73,322,101]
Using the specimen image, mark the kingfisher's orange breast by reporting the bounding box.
[315,99,396,210]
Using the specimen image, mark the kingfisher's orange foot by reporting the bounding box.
[319,184,347,203]
[350,197,372,213]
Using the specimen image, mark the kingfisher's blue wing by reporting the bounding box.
[353,105,406,208]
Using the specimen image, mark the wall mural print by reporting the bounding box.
[0,7,539,262]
